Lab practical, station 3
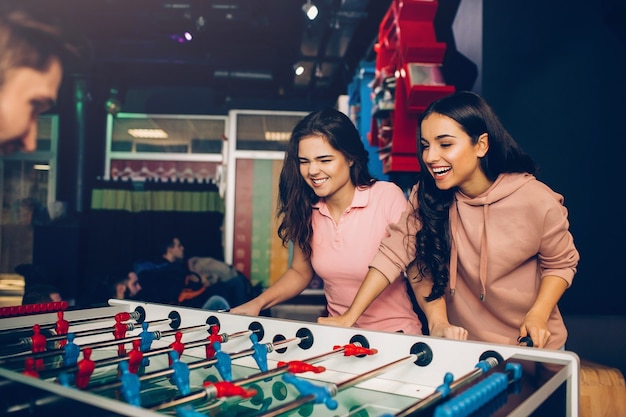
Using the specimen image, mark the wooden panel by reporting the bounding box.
[580,359,626,417]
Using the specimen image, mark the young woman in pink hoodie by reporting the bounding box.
[319,91,579,349]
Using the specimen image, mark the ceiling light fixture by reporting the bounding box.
[214,69,273,80]
[302,0,318,20]
[128,129,169,139]
[264,131,291,141]
[294,65,305,76]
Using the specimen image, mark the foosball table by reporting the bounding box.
[0,300,580,417]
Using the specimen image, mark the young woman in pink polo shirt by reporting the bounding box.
[231,108,423,334]
[319,92,579,349]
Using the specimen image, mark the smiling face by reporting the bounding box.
[298,134,354,203]
[420,113,492,198]
[0,58,62,155]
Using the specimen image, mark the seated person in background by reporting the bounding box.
[135,237,188,305]
[126,271,142,299]
[107,271,143,300]
[187,256,252,308]
[22,283,62,305]
[136,237,252,309]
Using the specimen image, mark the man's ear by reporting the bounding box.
[476,133,489,157]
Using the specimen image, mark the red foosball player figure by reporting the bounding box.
[276,360,326,375]
[127,339,144,374]
[22,357,39,378]
[31,324,46,371]
[203,381,257,400]
[113,315,128,356]
[55,311,70,347]
[76,347,95,389]
[205,325,223,359]
[333,344,378,357]
[168,331,185,366]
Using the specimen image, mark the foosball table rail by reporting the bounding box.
[0,300,580,417]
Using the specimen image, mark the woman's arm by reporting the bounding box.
[408,271,467,339]
[317,267,390,327]
[519,275,568,348]
[319,184,415,328]
[230,245,313,316]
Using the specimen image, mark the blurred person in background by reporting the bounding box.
[0,3,79,155]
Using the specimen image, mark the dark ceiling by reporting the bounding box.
[26,0,393,109]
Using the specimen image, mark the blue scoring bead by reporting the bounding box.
[434,372,508,417]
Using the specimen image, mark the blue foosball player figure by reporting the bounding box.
[63,333,80,366]
[169,350,191,396]
[213,341,232,381]
[176,405,206,417]
[250,333,269,372]
[282,373,338,410]
[119,360,141,406]
[139,322,154,366]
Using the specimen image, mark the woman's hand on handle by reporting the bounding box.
[519,275,568,348]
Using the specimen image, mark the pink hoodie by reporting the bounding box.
[370,173,579,349]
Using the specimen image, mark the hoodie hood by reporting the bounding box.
[449,173,536,300]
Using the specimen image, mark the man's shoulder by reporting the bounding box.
[133,259,168,275]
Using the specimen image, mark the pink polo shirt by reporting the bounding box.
[310,181,422,334]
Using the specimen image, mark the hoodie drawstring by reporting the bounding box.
[449,199,489,302]
[449,201,458,296]
[478,204,489,301]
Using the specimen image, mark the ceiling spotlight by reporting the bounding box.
[294,65,305,76]
[302,0,318,20]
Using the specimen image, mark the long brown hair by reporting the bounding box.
[277,108,376,257]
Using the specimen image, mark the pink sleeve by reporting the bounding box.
[537,185,579,286]
[370,185,420,283]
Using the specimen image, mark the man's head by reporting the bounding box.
[22,283,62,305]
[162,237,185,263]
[126,271,142,298]
[0,7,77,155]
[108,271,142,299]
[109,275,127,300]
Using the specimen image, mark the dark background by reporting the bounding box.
[58,0,625,315]
[482,0,626,316]
[17,0,626,370]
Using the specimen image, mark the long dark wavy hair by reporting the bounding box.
[414,91,538,301]
[278,108,376,257]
